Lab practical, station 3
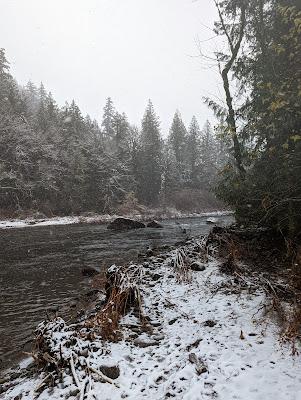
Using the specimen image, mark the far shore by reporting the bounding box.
[0,209,233,230]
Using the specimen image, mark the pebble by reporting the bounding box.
[204,320,216,327]
[99,365,120,380]
[134,338,159,348]
[190,262,206,272]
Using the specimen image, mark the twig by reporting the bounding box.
[70,353,81,389]
[79,377,89,400]
[89,366,120,387]
[34,373,53,393]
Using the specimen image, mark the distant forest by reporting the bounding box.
[0,49,226,218]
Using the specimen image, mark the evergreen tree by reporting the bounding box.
[101,97,116,147]
[114,112,131,161]
[45,92,59,125]
[200,120,218,187]
[137,100,163,205]
[186,116,202,188]
[0,48,11,110]
[212,0,301,236]
[24,80,39,116]
[168,110,187,170]
[162,146,181,202]
[0,49,25,116]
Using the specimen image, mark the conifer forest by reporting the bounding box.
[0,50,225,217]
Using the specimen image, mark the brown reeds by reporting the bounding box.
[86,264,145,340]
[174,248,191,283]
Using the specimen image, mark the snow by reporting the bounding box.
[206,217,219,224]
[3,238,300,400]
[0,216,79,229]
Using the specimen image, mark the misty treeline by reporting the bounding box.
[0,49,226,217]
[210,0,301,238]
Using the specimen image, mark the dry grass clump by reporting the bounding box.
[283,247,301,354]
[208,226,301,353]
[281,305,301,355]
[173,248,191,283]
[86,264,145,341]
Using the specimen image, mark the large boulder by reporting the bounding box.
[147,220,163,228]
[107,217,146,230]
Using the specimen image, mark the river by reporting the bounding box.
[0,215,233,370]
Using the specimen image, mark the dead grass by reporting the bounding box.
[173,248,191,283]
[86,264,145,341]
[207,226,301,353]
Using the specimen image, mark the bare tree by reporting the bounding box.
[211,1,247,178]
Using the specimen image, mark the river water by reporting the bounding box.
[0,215,232,370]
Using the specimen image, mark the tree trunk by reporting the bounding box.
[218,2,246,178]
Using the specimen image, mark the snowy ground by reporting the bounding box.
[0,211,232,230]
[2,238,300,400]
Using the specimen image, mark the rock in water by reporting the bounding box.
[206,217,218,225]
[147,220,163,228]
[107,218,146,230]
[81,267,99,277]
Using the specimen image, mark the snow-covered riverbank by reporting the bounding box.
[0,210,232,230]
[1,235,300,400]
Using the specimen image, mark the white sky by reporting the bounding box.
[0,0,223,134]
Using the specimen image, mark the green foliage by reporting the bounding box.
[214,0,301,237]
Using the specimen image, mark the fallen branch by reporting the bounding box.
[70,352,81,389]
[89,366,120,387]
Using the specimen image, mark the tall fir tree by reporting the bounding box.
[137,100,163,205]
[162,146,181,202]
[0,48,11,110]
[199,120,218,187]
[187,116,202,188]
[114,112,131,161]
[101,97,116,151]
[168,110,187,169]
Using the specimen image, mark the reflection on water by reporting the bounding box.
[0,215,233,369]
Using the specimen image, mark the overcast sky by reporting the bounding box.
[0,0,222,134]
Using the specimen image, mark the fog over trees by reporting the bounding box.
[0,50,225,217]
